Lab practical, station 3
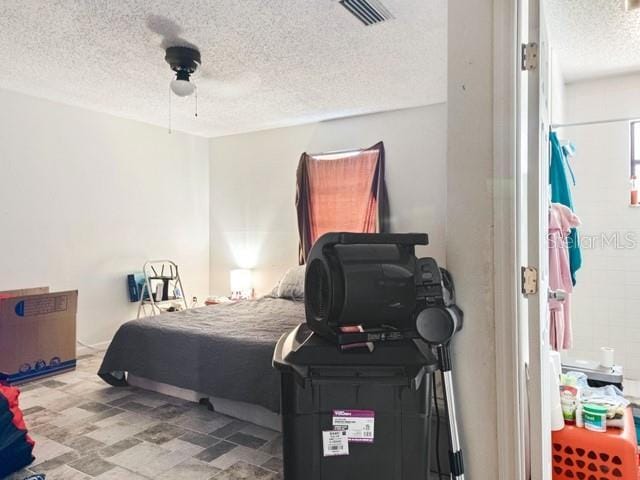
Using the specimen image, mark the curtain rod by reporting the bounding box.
[307,147,366,157]
[551,116,640,129]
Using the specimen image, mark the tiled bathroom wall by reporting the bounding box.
[562,74,640,380]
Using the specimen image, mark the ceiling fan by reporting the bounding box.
[165,45,201,97]
[148,15,260,102]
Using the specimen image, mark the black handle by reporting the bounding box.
[317,232,429,247]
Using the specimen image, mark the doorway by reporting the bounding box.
[519,1,640,478]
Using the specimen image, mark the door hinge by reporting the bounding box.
[521,42,539,71]
[521,266,538,295]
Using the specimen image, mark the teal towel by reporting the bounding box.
[550,131,581,286]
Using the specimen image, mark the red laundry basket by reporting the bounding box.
[552,407,639,480]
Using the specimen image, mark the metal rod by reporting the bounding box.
[442,370,464,480]
[443,371,461,453]
[551,116,640,129]
[306,147,366,158]
[437,345,465,480]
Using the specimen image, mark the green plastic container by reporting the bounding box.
[583,404,607,433]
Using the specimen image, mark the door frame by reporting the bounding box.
[522,0,554,478]
[492,0,550,478]
[493,0,525,477]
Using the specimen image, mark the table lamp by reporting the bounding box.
[230,269,253,300]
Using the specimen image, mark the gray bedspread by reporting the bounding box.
[98,297,304,412]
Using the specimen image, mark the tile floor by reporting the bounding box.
[4,353,282,480]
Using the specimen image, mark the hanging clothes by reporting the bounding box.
[549,203,581,351]
[550,131,582,285]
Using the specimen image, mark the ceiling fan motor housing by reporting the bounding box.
[165,46,201,80]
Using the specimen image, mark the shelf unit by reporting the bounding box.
[137,260,188,318]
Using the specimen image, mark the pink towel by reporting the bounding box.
[549,203,581,350]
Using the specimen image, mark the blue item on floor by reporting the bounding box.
[23,475,45,480]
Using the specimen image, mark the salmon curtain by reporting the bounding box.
[296,141,389,264]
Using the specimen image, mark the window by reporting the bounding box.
[631,121,640,177]
[295,142,389,263]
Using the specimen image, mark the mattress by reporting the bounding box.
[98,296,305,412]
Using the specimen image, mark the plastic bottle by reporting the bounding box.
[576,404,584,428]
[560,385,579,425]
[550,355,564,431]
[631,175,638,205]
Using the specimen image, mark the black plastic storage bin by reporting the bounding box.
[273,324,438,480]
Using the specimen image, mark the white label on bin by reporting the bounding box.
[332,410,375,443]
[322,430,349,457]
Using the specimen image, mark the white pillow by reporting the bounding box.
[275,266,305,300]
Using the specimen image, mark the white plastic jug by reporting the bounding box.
[550,352,565,431]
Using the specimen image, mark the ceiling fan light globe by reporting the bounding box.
[170,79,195,97]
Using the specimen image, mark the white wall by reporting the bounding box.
[550,49,566,125]
[0,89,210,346]
[447,1,497,477]
[563,73,640,379]
[209,104,447,296]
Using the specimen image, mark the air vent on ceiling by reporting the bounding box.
[340,0,394,26]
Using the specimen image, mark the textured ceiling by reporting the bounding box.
[0,0,446,137]
[545,0,640,82]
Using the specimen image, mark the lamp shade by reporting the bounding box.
[170,79,196,97]
[230,269,252,293]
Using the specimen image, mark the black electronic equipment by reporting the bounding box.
[304,232,462,346]
[303,232,465,480]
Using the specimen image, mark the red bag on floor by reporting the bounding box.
[1,385,34,445]
[0,384,35,477]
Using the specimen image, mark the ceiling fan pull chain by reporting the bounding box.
[194,84,198,118]
[168,83,173,134]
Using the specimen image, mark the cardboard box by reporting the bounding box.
[0,288,77,384]
[0,286,49,298]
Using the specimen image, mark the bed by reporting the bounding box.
[98,287,305,423]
